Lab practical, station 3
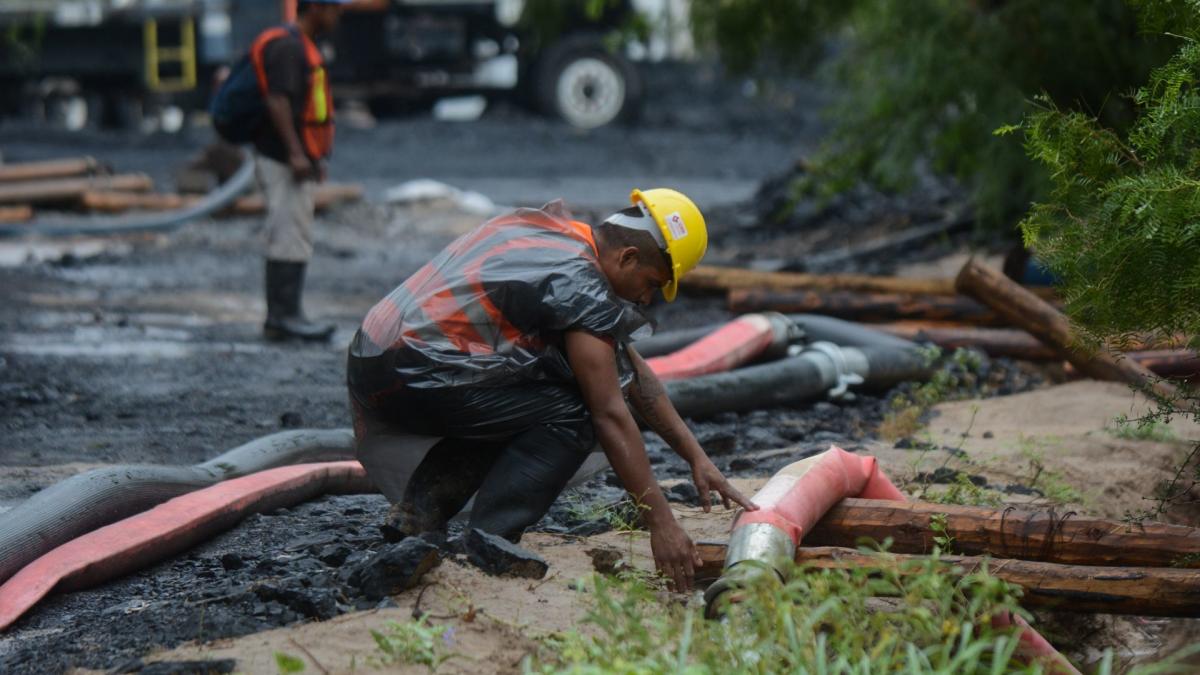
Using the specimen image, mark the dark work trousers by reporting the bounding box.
[348,353,596,542]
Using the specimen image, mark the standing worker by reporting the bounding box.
[251,0,347,341]
[348,191,758,591]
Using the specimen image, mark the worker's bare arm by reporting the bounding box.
[565,330,701,590]
[627,346,757,513]
[264,93,312,180]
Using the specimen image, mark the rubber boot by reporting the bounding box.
[263,260,335,342]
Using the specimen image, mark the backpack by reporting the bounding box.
[210,26,298,144]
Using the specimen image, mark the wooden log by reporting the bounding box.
[955,257,1175,397]
[0,174,153,206]
[877,324,1194,376]
[0,205,33,224]
[685,265,959,296]
[804,498,1200,568]
[1128,350,1200,379]
[0,157,101,183]
[878,324,1061,360]
[692,542,1200,616]
[729,288,1003,325]
[229,183,364,215]
[80,191,194,213]
[685,265,1061,300]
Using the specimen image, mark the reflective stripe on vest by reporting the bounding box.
[361,216,599,355]
[249,25,334,160]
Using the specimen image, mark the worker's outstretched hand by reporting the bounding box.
[650,518,703,592]
[692,457,758,513]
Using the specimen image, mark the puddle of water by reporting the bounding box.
[0,239,131,268]
[1,339,271,358]
[25,311,215,330]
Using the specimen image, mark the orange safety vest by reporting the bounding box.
[249,25,334,160]
[361,210,601,358]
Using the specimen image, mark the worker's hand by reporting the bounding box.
[692,457,758,513]
[288,151,314,182]
[649,517,703,592]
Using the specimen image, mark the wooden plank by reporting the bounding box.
[228,183,364,215]
[728,288,1002,325]
[804,498,1200,568]
[0,174,153,205]
[80,191,193,213]
[955,257,1175,397]
[0,205,33,224]
[0,157,101,183]
[685,265,958,296]
[693,543,1200,616]
[685,265,1061,300]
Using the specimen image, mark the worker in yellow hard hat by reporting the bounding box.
[347,189,756,591]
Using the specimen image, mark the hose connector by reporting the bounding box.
[703,522,794,618]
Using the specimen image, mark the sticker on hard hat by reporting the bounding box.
[666,211,688,240]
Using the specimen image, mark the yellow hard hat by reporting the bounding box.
[630,188,707,302]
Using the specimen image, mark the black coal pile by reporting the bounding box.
[704,159,997,275]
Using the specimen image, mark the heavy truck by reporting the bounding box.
[0,0,681,131]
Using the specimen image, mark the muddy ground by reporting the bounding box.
[1,63,1195,673]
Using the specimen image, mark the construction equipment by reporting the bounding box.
[0,0,653,130]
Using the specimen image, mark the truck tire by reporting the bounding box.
[533,33,641,129]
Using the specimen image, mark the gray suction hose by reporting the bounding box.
[664,341,931,419]
[0,429,354,585]
[0,149,255,238]
[633,325,720,358]
[785,314,918,351]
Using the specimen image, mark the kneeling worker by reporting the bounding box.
[347,190,756,591]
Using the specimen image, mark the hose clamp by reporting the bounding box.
[805,341,864,400]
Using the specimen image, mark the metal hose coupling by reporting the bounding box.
[762,311,804,359]
[703,522,794,619]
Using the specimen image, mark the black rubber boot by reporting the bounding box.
[263,260,335,342]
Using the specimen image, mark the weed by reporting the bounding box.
[564,494,649,533]
[1106,415,1178,443]
[526,553,1196,674]
[1017,437,1083,506]
[372,615,458,670]
[879,399,924,441]
[880,347,983,441]
[929,513,954,553]
[927,473,1005,508]
[274,651,305,673]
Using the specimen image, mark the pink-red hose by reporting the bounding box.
[724,446,1079,674]
[0,461,372,632]
[646,313,790,381]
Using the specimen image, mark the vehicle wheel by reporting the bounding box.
[534,34,641,129]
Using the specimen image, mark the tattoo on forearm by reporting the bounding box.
[632,363,686,447]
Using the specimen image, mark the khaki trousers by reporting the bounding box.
[255,154,315,262]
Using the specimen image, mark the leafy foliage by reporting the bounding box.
[1007,0,1200,518]
[691,0,1176,228]
[1014,3,1200,342]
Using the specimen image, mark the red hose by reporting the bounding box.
[732,446,904,542]
[727,446,1078,673]
[0,461,371,632]
[646,313,787,381]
